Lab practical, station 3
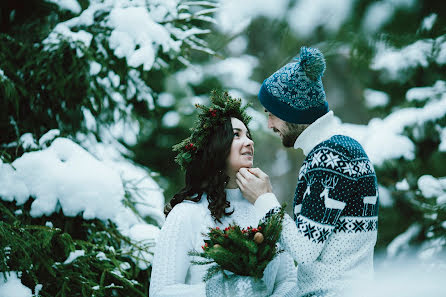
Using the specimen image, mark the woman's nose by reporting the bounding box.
[245,137,254,147]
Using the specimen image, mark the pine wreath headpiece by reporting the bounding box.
[173,90,252,170]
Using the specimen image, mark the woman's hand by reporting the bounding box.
[236,168,273,204]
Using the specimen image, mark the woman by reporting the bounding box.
[149,91,297,296]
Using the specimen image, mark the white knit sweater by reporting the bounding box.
[149,188,297,297]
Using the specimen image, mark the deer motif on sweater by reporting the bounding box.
[362,189,378,216]
[320,176,346,224]
[294,175,315,217]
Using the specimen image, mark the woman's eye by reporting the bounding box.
[233,132,239,137]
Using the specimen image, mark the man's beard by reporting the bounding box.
[281,122,308,147]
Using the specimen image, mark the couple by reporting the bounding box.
[150,47,379,297]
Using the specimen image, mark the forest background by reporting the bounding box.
[0,0,445,296]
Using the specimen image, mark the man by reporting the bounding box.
[236,47,379,297]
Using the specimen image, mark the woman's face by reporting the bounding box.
[226,117,254,174]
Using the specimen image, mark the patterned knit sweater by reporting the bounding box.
[255,112,379,297]
[149,188,297,297]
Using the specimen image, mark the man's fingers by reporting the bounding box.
[235,178,243,190]
[248,167,269,179]
[238,167,254,180]
[236,172,246,184]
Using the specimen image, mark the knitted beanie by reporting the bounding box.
[258,47,329,124]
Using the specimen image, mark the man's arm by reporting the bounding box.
[237,167,351,265]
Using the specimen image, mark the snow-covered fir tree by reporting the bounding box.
[0,0,218,296]
[347,10,446,266]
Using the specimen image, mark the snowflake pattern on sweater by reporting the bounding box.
[293,135,378,225]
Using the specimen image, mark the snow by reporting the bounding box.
[0,163,30,205]
[96,252,108,261]
[123,223,160,269]
[406,80,446,102]
[417,175,446,199]
[82,108,97,131]
[271,150,291,176]
[108,6,178,71]
[362,0,416,33]
[341,91,446,165]
[10,138,124,219]
[439,126,446,152]
[371,39,433,81]
[129,70,155,109]
[175,55,260,96]
[0,69,6,80]
[395,178,410,191]
[342,121,415,166]
[162,111,181,128]
[19,133,38,150]
[346,258,446,297]
[0,272,32,297]
[437,194,446,205]
[41,0,207,74]
[227,36,249,56]
[378,185,393,207]
[34,284,43,296]
[39,129,61,147]
[108,71,120,88]
[215,0,355,38]
[76,132,165,226]
[44,24,93,53]
[288,0,354,38]
[7,133,165,225]
[175,67,204,86]
[208,55,261,95]
[47,0,82,14]
[157,93,175,108]
[363,88,389,108]
[362,1,394,33]
[89,61,101,76]
[436,36,446,64]
[386,224,421,258]
[216,0,288,33]
[420,13,437,31]
[2,132,164,269]
[63,250,85,264]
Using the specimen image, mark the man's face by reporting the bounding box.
[266,110,308,147]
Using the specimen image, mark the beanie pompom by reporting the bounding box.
[299,47,326,81]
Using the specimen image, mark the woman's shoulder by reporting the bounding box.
[167,194,209,221]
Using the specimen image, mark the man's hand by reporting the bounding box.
[236,168,273,204]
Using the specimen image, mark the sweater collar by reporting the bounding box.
[293,111,341,156]
[225,188,244,202]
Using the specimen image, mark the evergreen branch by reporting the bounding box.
[189,206,286,279]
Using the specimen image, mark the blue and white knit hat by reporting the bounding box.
[258,47,329,124]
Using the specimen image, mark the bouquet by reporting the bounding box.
[189,207,285,296]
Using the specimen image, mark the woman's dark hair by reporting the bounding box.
[165,116,250,222]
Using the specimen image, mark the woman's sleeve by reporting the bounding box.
[149,203,206,297]
[270,251,298,297]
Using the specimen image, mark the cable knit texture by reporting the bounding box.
[255,113,379,297]
[149,188,297,297]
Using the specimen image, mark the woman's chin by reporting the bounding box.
[241,163,253,169]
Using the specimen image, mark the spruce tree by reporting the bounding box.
[0,0,218,295]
